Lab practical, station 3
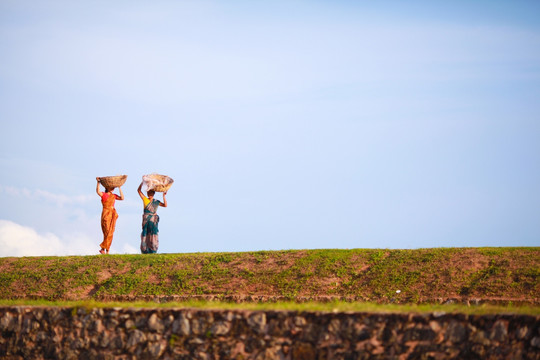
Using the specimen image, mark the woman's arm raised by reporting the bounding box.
[160,192,168,207]
[137,182,145,200]
[96,178,103,197]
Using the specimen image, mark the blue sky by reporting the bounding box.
[1,0,539,256]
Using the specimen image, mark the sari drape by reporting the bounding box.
[141,199,161,254]
[100,193,118,251]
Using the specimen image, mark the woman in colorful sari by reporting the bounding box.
[96,178,124,254]
[137,182,167,254]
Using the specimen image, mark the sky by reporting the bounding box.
[1,0,539,257]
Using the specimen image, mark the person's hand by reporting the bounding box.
[96,177,100,182]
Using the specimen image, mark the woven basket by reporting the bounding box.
[99,175,127,189]
[143,174,174,192]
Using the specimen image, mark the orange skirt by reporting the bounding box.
[100,207,118,251]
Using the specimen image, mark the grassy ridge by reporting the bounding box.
[0,248,538,304]
[2,299,539,315]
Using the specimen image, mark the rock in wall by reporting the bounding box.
[1,306,539,359]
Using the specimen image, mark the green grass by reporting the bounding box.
[0,247,538,305]
[0,298,538,316]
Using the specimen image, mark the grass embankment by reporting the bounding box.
[0,248,538,306]
[1,299,539,315]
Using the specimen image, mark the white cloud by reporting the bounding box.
[120,243,138,255]
[0,220,96,257]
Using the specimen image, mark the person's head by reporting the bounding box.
[147,190,155,197]
[105,187,115,193]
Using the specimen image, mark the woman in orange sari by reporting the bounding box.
[96,177,124,254]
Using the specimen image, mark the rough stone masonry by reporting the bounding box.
[1,306,539,359]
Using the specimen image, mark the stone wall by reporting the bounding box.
[1,306,539,359]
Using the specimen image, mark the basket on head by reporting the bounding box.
[99,175,128,189]
[143,174,174,192]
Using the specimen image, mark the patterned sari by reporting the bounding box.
[141,199,161,254]
[100,192,119,252]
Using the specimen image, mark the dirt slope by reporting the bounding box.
[0,248,538,304]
